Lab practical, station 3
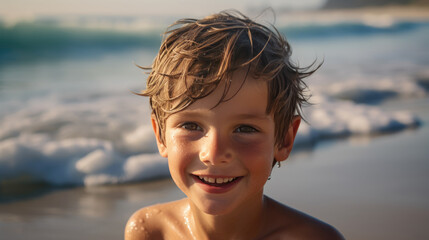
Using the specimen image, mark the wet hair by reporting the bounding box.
[139,10,319,148]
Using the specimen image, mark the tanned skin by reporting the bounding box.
[125,70,344,240]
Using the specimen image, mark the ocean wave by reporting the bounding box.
[0,134,169,186]
[0,90,420,187]
[297,95,420,144]
[281,21,428,40]
[1,19,428,62]
[0,20,161,62]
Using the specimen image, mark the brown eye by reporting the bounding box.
[180,122,202,131]
[235,125,258,133]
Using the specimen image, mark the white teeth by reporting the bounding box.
[198,176,236,184]
[216,178,223,184]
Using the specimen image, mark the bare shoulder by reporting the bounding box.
[124,204,164,240]
[124,199,188,240]
[262,197,345,240]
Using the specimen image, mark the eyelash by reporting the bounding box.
[179,122,259,134]
[179,122,202,131]
[234,125,258,133]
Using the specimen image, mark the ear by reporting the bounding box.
[274,116,301,162]
[151,115,168,158]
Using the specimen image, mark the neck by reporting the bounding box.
[186,194,267,240]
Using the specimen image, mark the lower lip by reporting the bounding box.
[191,175,241,194]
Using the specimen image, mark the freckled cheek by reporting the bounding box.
[233,140,274,168]
[166,133,199,178]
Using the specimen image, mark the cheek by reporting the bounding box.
[167,145,193,193]
[166,132,197,179]
[234,139,274,172]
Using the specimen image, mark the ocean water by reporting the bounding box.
[0,18,428,187]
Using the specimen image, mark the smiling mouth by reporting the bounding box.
[193,175,241,186]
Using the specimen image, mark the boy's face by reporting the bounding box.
[152,69,298,215]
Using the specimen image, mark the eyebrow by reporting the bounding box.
[233,113,271,121]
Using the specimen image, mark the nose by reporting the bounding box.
[199,131,233,165]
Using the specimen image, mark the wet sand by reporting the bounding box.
[0,178,184,240]
[1,98,429,240]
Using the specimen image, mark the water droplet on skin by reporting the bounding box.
[128,221,138,232]
[153,209,161,214]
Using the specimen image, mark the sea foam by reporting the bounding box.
[0,133,169,186]
[0,91,420,186]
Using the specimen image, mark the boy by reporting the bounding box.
[125,11,344,240]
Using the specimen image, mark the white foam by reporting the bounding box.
[122,154,169,182]
[121,125,158,154]
[0,85,169,186]
[75,149,117,174]
[298,95,419,142]
[0,134,169,186]
[0,91,420,187]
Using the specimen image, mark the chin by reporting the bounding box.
[193,197,238,216]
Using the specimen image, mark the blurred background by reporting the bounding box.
[1,0,428,239]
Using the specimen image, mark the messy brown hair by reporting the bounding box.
[139,10,319,148]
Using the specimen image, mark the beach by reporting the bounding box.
[1,4,429,239]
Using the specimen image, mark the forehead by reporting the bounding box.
[184,69,268,113]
